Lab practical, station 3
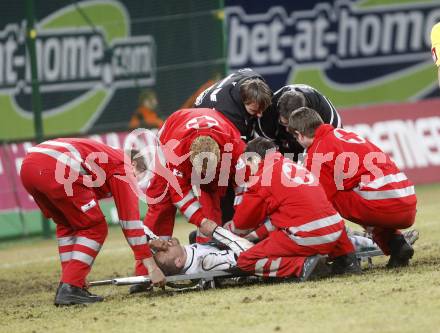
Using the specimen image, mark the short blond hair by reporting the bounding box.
[189,136,221,171]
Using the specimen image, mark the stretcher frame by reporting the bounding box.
[89,249,384,290]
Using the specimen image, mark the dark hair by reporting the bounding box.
[240,78,272,111]
[288,107,324,138]
[130,149,147,173]
[245,137,277,159]
[277,91,306,120]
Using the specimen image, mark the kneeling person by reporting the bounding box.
[201,138,360,279]
[288,107,417,267]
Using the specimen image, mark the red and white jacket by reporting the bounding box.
[27,138,152,260]
[231,152,346,247]
[304,124,417,212]
[154,108,246,226]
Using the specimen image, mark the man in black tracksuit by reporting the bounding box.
[194,68,272,141]
[256,84,342,159]
[193,68,272,226]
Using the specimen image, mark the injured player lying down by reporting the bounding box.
[152,231,406,279]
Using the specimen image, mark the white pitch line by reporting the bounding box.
[0,246,130,269]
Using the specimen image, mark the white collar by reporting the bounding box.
[183,244,195,272]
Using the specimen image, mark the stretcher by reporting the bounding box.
[89,249,385,291]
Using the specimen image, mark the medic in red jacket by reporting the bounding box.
[142,108,246,243]
[20,138,165,305]
[221,138,358,278]
[288,107,417,268]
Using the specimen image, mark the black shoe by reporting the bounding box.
[188,230,197,244]
[300,255,331,282]
[331,252,362,275]
[54,283,104,306]
[387,234,414,268]
[129,283,153,294]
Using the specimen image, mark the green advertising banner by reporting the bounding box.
[0,0,225,141]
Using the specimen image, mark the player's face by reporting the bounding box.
[294,132,313,148]
[244,102,264,118]
[154,243,184,269]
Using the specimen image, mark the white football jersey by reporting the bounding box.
[182,243,237,275]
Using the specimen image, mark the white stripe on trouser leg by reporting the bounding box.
[182,201,201,220]
[268,258,282,277]
[57,236,76,247]
[75,237,102,252]
[120,220,144,230]
[127,236,147,246]
[59,252,72,262]
[288,230,342,246]
[288,214,342,234]
[71,251,94,265]
[255,258,268,274]
[354,186,415,200]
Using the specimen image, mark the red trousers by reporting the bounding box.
[237,228,354,278]
[20,156,107,288]
[332,191,416,254]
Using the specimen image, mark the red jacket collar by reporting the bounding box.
[307,124,334,153]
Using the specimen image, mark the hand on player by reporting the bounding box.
[222,221,234,232]
[149,267,166,288]
[149,239,169,252]
[142,257,166,288]
[199,218,218,237]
